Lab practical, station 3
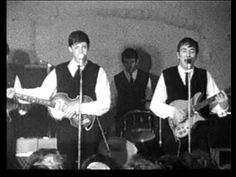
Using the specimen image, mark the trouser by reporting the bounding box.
[57,119,102,169]
[161,119,210,156]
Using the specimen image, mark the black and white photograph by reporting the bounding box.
[6,1,231,170]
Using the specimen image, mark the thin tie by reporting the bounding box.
[75,65,81,78]
[130,73,134,84]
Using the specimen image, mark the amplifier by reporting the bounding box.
[16,137,57,169]
[16,137,57,155]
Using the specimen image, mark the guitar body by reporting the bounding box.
[48,93,74,120]
[48,93,96,130]
[168,92,206,138]
[14,92,96,130]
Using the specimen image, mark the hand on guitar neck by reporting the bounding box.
[214,90,229,111]
[168,88,230,138]
[7,90,96,130]
[7,88,31,117]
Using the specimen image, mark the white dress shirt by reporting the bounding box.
[16,59,111,116]
[150,65,228,119]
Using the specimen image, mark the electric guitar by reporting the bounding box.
[14,92,96,130]
[168,88,231,138]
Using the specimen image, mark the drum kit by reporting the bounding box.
[82,109,163,169]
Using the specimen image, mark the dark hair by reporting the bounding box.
[7,43,9,55]
[68,30,90,48]
[181,151,218,169]
[81,154,122,170]
[124,154,162,170]
[28,149,64,170]
[121,48,138,63]
[177,37,199,54]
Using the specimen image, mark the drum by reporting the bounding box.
[98,137,137,167]
[122,110,156,143]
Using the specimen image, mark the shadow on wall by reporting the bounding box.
[136,47,159,91]
[11,49,31,65]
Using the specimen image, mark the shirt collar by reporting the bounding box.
[177,65,194,82]
[68,59,88,77]
[178,65,194,75]
[124,69,138,80]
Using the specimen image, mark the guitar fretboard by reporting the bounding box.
[194,95,217,111]
[193,87,230,111]
[15,93,55,108]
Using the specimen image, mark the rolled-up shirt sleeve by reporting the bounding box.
[81,67,111,116]
[15,69,57,100]
[149,73,175,119]
[207,71,229,117]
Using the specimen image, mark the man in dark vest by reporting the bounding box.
[114,48,153,137]
[7,30,111,169]
[150,37,229,156]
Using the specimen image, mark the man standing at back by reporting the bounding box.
[114,48,152,137]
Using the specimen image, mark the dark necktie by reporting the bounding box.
[75,66,81,78]
[185,72,188,86]
[130,73,134,84]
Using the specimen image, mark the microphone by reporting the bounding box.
[186,59,192,70]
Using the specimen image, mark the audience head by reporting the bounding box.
[123,154,162,170]
[28,149,64,170]
[81,153,122,170]
[181,150,218,169]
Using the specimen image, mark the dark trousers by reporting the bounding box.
[57,119,102,169]
[161,119,210,156]
[6,115,21,169]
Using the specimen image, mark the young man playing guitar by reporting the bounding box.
[149,37,229,156]
[7,30,111,169]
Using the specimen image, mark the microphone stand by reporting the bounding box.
[187,62,192,153]
[159,116,162,147]
[77,67,83,170]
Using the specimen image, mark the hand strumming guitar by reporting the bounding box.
[172,108,186,125]
[63,102,79,119]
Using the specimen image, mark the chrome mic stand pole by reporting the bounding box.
[159,116,162,147]
[77,67,83,170]
[187,62,192,153]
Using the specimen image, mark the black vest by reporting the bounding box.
[163,66,209,119]
[114,69,149,118]
[55,60,99,101]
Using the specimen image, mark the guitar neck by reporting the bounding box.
[193,87,230,111]
[15,93,55,108]
[193,95,216,111]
